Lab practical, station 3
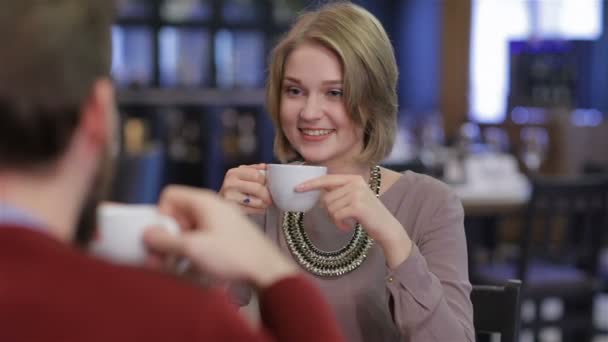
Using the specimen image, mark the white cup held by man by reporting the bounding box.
[92,204,180,265]
[266,164,327,212]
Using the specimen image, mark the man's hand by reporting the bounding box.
[143,185,297,289]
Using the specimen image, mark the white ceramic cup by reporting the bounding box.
[91,203,180,265]
[266,164,327,212]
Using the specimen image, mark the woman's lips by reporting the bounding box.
[299,128,335,142]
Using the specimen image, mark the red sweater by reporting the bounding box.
[0,225,344,341]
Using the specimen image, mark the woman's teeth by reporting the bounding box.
[301,129,333,136]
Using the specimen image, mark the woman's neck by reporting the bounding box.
[306,160,371,179]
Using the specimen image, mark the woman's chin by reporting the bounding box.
[299,157,327,166]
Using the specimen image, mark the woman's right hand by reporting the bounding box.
[219,163,273,214]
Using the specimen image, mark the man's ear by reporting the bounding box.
[79,78,116,153]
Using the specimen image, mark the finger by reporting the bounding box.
[173,215,195,232]
[222,189,271,209]
[325,191,351,215]
[321,185,351,208]
[223,190,268,209]
[323,193,353,229]
[250,163,267,171]
[295,175,352,192]
[143,253,188,276]
[143,252,166,270]
[228,180,272,205]
[235,165,267,184]
[332,207,357,231]
[157,185,204,220]
[157,185,220,225]
[143,227,187,256]
[179,235,217,269]
[241,195,268,209]
[242,207,267,215]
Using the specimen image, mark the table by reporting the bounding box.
[450,177,531,280]
[451,177,531,217]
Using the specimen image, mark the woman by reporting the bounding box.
[220,2,474,341]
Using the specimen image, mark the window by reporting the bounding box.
[469,0,603,123]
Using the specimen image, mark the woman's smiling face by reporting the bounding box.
[279,42,364,168]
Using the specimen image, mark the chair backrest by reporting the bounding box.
[517,176,608,281]
[472,279,522,342]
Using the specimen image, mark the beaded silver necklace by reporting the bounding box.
[282,166,381,277]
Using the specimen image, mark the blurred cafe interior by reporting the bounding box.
[111,1,608,341]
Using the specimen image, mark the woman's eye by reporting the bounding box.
[328,89,343,98]
[285,87,302,96]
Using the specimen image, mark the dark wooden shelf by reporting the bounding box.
[117,19,268,30]
[117,88,266,107]
[117,18,281,31]
[116,18,157,26]
[162,21,267,30]
[112,0,290,191]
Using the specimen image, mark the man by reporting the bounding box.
[0,1,343,341]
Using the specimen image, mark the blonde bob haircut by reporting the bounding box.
[266,1,398,166]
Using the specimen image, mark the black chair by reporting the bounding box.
[584,169,608,336]
[474,176,608,341]
[472,279,522,342]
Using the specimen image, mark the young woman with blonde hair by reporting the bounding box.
[220,2,474,341]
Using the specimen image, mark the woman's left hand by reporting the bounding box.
[296,174,412,266]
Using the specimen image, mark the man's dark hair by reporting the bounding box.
[0,1,115,169]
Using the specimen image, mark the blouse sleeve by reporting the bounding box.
[385,189,475,341]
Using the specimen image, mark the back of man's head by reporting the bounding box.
[0,0,115,170]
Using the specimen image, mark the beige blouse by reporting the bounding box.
[244,171,474,341]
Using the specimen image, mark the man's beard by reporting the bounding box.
[73,148,115,248]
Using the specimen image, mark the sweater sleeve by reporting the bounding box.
[385,191,475,341]
[257,275,345,342]
[197,276,344,342]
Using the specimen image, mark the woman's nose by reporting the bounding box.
[299,95,323,121]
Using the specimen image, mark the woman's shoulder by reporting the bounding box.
[381,169,464,237]
[381,168,457,202]
[380,169,460,211]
